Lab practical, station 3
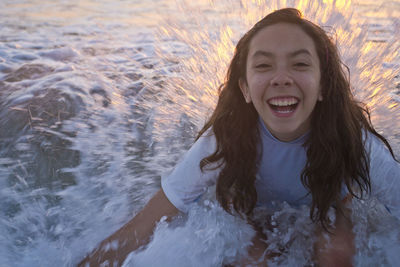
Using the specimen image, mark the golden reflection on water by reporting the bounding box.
[322,0,351,9]
[6,0,99,21]
[389,102,399,109]
[4,0,168,27]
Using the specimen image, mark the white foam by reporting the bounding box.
[123,201,254,267]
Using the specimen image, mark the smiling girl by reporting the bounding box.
[239,23,322,142]
[80,8,400,267]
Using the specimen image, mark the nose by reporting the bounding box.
[270,71,293,87]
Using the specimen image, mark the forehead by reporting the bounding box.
[248,23,318,59]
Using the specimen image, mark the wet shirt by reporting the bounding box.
[161,120,400,220]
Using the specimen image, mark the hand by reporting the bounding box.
[78,190,179,267]
[314,229,355,267]
[314,198,355,267]
[228,230,270,267]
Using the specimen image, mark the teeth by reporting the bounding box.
[277,110,292,113]
[268,98,298,106]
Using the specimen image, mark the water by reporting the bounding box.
[0,0,399,266]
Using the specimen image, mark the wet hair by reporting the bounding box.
[196,8,397,229]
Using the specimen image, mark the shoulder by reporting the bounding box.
[161,128,220,212]
[363,129,399,179]
[189,128,217,159]
[363,130,397,161]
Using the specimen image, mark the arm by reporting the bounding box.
[231,219,272,267]
[237,231,269,267]
[79,132,218,266]
[78,189,179,267]
[314,197,355,267]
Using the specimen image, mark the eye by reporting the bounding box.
[255,63,272,69]
[294,62,310,67]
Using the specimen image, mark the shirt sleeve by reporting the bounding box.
[366,132,400,220]
[161,132,221,212]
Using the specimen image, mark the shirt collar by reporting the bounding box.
[258,116,309,145]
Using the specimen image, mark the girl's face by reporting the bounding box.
[239,23,322,142]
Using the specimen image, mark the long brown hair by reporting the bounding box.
[197,8,397,228]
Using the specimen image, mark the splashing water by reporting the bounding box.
[0,0,399,266]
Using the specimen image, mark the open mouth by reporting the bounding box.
[267,97,299,115]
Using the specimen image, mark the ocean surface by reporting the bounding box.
[0,0,399,266]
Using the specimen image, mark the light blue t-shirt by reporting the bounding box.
[255,119,310,207]
[161,120,400,219]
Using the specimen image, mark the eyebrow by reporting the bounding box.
[251,49,312,59]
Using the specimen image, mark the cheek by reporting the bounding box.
[298,75,321,98]
[248,75,269,98]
